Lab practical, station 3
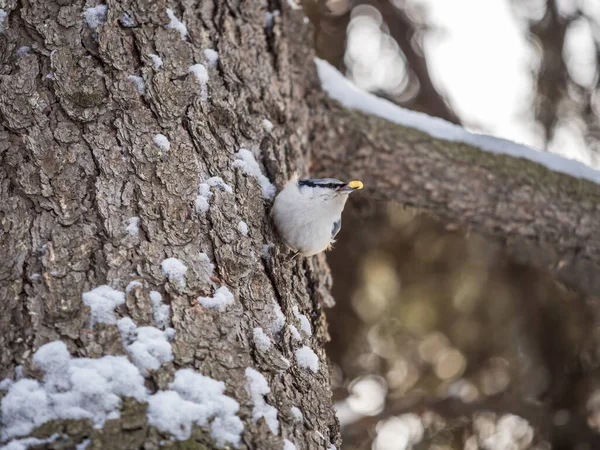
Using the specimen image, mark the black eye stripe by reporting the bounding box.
[298,180,344,189]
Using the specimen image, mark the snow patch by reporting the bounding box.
[290,406,303,421]
[147,369,243,446]
[315,57,600,186]
[1,434,60,450]
[252,327,272,351]
[150,291,170,330]
[153,133,170,152]
[295,346,319,373]
[288,325,302,342]
[148,53,163,69]
[0,313,240,448]
[283,439,298,450]
[195,178,232,214]
[161,258,187,290]
[203,49,219,68]
[118,319,174,377]
[83,4,107,30]
[0,341,147,442]
[270,303,286,333]
[197,286,234,312]
[207,176,233,193]
[125,280,143,293]
[194,183,211,213]
[245,368,279,435]
[165,8,187,40]
[128,75,145,94]
[293,306,312,337]
[82,285,125,327]
[189,64,208,99]
[262,119,274,133]
[233,149,276,200]
[125,216,140,236]
[189,64,208,83]
[237,221,249,236]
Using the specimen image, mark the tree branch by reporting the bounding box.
[311,88,600,299]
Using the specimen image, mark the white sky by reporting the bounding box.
[415,0,539,145]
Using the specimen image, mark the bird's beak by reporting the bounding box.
[337,180,364,193]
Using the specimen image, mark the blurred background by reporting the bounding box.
[302,0,600,449]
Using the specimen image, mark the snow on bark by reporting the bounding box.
[292,305,312,337]
[147,369,244,446]
[161,258,188,291]
[82,286,125,327]
[203,49,219,68]
[233,149,276,200]
[197,286,235,312]
[252,327,272,351]
[245,368,279,435]
[295,346,319,373]
[153,133,170,152]
[165,8,187,40]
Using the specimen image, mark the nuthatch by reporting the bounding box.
[272,176,364,256]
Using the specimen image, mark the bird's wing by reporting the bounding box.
[331,218,342,239]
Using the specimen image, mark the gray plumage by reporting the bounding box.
[272,176,362,256]
[332,218,342,239]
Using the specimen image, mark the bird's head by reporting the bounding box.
[297,178,363,201]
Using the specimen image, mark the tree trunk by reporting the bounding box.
[3,0,600,449]
[0,1,338,448]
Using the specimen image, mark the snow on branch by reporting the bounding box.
[315,58,600,186]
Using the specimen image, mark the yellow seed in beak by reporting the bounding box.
[348,180,363,190]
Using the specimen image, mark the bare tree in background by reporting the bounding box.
[522,0,600,163]
[308,0,460,123]
[312,0,600,162]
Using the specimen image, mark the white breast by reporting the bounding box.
[272,179,348,256]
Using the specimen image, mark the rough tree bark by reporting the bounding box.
[2,0,600,449]
[0,0,338,448]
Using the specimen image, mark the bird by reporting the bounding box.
[272,175,364,256]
